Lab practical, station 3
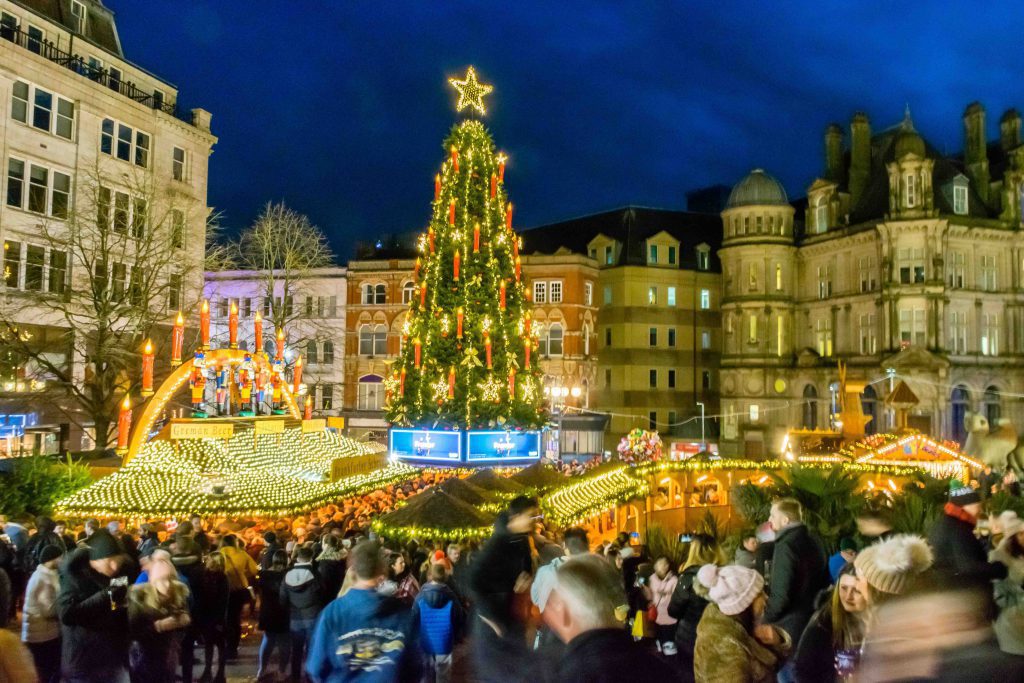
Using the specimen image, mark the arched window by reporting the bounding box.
[401,282,415,304]
[357,374,385,411]
[582,323,591,357]
[951,385,970,444]
[238,340,248,352]
[541,323,563,357]
[861,385,878,436]
[361,284,373,304]
[814,195,828,233]
[358,325,386,356]
[984,385,1001,425]
[306,340,319,364]
[322,340,335,364]
[802,385,818,430]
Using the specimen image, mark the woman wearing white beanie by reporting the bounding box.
[990,510,1024,654]
[692,563,791,682]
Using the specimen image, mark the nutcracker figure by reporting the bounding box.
[238,354,255,416]
[189,350,207,417]
[270,372,285,414]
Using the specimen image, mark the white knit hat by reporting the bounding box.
[853,534,933,595]
[999,510,1024,538]
[697,564,764,615]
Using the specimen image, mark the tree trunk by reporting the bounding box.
[93,417,111,452]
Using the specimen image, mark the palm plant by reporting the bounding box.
[768,466,861,552]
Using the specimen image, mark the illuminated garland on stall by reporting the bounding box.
[541,465,649,527]
[370,518,493,542]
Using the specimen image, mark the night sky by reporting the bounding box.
[114,1,1024,259]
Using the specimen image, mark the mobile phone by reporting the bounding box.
[679,534,693,543]
[629,531,640,539]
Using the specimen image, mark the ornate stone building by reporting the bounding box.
[720,105,1024,457]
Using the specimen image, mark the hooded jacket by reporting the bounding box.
[929,505,1008,590]
[468,528,533,631]
[415,581,465,655]
[22,563,60,642]
[258,567,289,633]
[57,547,130,678]
[281,562,323,622]
[694,603,791,683]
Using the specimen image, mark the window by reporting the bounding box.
[980,255,997,291]
[905,173,918,207]
[667,369,676,389]
[4,241,20,287]
[748,313,758,343]
[48,249,67,294]
[131,198,147,238]
[605,369,611,387]
[668,246,676,265]
[699,289,710,310]
[648,286,657,305]
[24,244,44,291]
[603,285,612,305]
[358,324,387,356]
[604,327,611,347]
[153,89,165,110]
[362,283,386,304]
[817,265,832,299]
[171,210,185,248]
[7,160,69,218]
[803,386,818,429]
[649,412,657,431]
[947,251,965,289]
[320,384,335,411]
[10,82,74,141]
[982,313,1000,356]
[111,262,126,301]
[107,67,122,93]
[816,317,833,356]
[5,159,22,209]
[649,369,657,388]
[814,195,828,233]
[113,191,129,232]
[859,313,877,354]
[172,147,187,182]
[86,56,103,82]
[168,274,181,311]
[549,281,562,303]
[533,281,546,303]
[242,298,252,317]
[697,248,709,270]
[984,386,1001,425]
[604,246,614,265]
[357,375,384,411]
[541,323,563,356]
[953,185,968,215]
[648,244,658,264]
[949,311,968,354]
[743,216,750,234]
[26,24,42,54]
[304,296,314,317]
[583,323,591,356]
[71,0,86,32]
[749,404,760,422]
[649,327,657,347]
[128,266,143,305]
[584,282,593,306]
[775,264,783,291]
[702,370,711,390]
[588,248,596,259]
[899,308,926,347]
[667,286,677,307]
[748,263,758,291]
[668,328,676,347]
[402,282,415,304]
[100,119,150,167]
[756,216,763,233]
[701,330,711,349]
[322,340,335,364]
[898,248,925,284]
[859,257,877,292]
[0,12,18,41]
[306,341,321,364]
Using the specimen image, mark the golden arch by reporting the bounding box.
[123,348,301,466]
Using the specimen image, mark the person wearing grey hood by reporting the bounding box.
[280,546,323,682]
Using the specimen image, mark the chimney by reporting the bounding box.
[1000,108,1021,151]
[963,102,990,203]
[849,112,871,207]
[824,123,845,184]
[190,107,213,134]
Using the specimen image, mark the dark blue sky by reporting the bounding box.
[114,1,1024,259]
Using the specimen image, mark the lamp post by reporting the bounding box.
[696,401,706,453]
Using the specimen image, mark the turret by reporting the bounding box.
[963,102,990,203]
[824,123,845,184]
[1000,108,1021,152]
[849,113,871,208]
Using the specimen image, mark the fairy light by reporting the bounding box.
[448,66,493,116]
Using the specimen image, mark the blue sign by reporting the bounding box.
[466,430,542,463]
[389,429,461,463]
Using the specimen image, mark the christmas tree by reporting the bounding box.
[385,67,546,431]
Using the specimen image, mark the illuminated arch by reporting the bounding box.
[124,348,301,466]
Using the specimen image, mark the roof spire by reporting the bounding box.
[901,103,915,131]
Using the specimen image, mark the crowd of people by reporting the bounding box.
[1,475,1024,681]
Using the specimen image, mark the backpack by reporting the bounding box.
[24,533,65,574]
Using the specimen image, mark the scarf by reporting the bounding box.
[944,501,977,525]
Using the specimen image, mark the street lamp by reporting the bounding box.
[696,401,706,453]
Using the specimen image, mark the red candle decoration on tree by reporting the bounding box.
[200,299,210,349]
[414,257,421,279]
[498,153,506,182]
[447,366,455,399]
[499,281,506,310]
[171,311,184,367]
[514,256,522,282]
[293,355,303,394]
[512,236,519,259]
[141,339,154,396]
[117,394,132,451]
[456,307,464,339]
[508,368,516,397]
[450,145,459,173]
[449,199,456,225]
[275,327,285,362]
[254,311,263,355]
[473,223,481,253]
[453,249,461,281]
[414,339,422,368]
[434,174,441,201]
[506,202,513,230]
[484,331,492,368]
[304,395,313,420]
[399,367,406,396]
[228,301,239,349]
[420,282,427,307]
[524,340,532,369]
[490,173,497,198]
[428,227,436,253]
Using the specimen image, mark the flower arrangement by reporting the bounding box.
[616,428,663,464]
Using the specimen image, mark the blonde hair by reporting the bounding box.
[682,535,725,571]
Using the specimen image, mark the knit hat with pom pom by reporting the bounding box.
[696,563,764,616]
[853,534,933,595]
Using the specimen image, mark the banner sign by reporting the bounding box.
[169,422,234,440]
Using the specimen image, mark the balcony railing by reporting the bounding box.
[1,25,192,125]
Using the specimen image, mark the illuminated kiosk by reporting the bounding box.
[389,428,544,467]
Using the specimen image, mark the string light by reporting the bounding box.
[448,66,493,115]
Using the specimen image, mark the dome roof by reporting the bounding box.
[894,129,925,159]
[726,169,788,208]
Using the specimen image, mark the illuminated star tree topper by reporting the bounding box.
[448,66,494,116]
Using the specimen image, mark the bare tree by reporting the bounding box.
[0,161,220,449]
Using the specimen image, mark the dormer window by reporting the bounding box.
[71,1,87,33]
[905,173,918,207]
[813,195,828,233]
[604,246,613,265]
[696,247,710,271]
[667,246,676,265]
[648,244,658,264]
[953,185,968,215]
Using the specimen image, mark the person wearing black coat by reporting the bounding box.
[315,535,347,600]
[22,517,66,574]
[763,500,829,644]
[259,532,281,572]
[468,497,538,683]
[280,547,324,682]
[256,550,290,681]
[928,483,1008,592]
[667,564,709,682]
[191,552,230,683]
[57,531,131,683]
